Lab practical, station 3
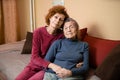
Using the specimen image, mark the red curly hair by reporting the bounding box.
[45,5,69,25]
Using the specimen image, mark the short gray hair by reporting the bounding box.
[64,18,79,29]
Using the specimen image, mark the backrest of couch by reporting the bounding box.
[84,35,120,68]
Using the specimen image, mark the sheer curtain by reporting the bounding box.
[0,0,19,44]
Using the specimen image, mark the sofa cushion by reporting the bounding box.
[95,44,120,80]
[21,28,87,54]
[84,35,120,68]
[79,28,87,40]
[21,32,33,54]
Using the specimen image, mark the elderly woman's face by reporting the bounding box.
[63,21,78,39]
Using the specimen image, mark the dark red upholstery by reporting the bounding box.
[84,35,120,68]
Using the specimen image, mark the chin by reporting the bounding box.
[53,26,59,29]
[67,37,71,39]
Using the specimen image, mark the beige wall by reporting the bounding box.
[17,0,120,40]
[64,0,120,40]
[34,0,120,40]
[34,0,53,28]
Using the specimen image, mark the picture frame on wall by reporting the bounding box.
[52,0,64,6]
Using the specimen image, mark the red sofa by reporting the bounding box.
[81,28,120,80]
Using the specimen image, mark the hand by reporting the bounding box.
[56,68,72,78]
[48,63,62,73]
[76,62,83,68]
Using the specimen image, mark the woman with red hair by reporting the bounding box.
[15,5,69,80]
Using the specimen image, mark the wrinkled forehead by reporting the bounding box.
[64,21,78,28]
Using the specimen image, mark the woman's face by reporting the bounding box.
[49,13,65,29]
[63,21,78,39]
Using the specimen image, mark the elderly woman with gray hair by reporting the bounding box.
[43,18,89,80]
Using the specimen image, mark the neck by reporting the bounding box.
[67,36,77,40]
[46,26,57,35]
[67,38,77,41]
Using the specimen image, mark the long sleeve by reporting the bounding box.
[30,27,64,68]
[71,42,89,76]
[45,41,59,62]
[31,28,50,68]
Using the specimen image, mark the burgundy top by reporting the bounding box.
[30,26,64,68]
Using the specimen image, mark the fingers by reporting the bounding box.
[76,62,83,68]
[56,73,65,78]
[56,68,72,78]
[56,68,66,78]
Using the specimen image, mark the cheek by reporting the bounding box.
[72,31,78,36]
[73,29,78,33]
[64,32,69,37]
[63,31,67,35]
[59,21,64,26]
[49,18,53,23]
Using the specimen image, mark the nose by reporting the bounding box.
[56,18,60,23]
[67,27,71,31]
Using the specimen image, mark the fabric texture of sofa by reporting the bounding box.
[84,34,120,80]
[95,44,120,80]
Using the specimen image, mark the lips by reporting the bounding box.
[66,32,72,34]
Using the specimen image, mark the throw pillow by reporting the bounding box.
[79,28,87,41]
[21,32,33,54]
[84,35,120,68]
[95,44,120,80]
